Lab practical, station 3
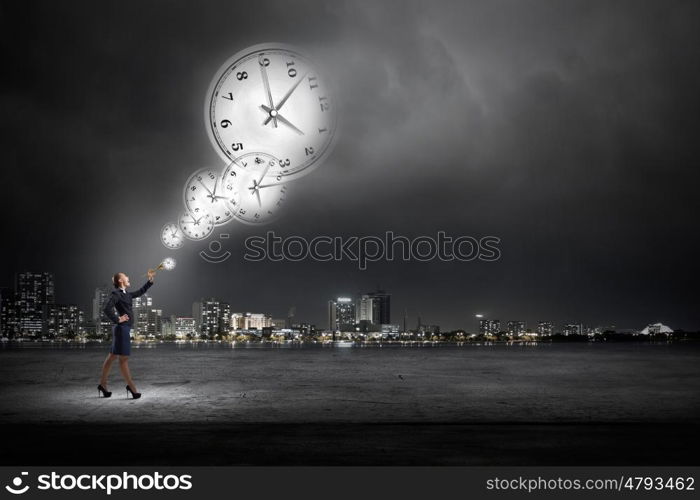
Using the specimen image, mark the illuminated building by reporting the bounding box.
[231,312,273,330]
[328,297,356,331]
[507,321,526,337]
[478,319,500,336]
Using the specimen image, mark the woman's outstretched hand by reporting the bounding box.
[147,269,156,281]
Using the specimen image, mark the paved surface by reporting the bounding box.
[2,342,699,424]
[1,342,699,464]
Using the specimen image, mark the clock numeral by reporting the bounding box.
[236,71,248,80]
[232,142,243,151]
[308,75,318,90]
[222,92,233,101]
[220,119,231,128]
[278,158,291,167]
[190,186,197,191]
[238,209,247,215]
[319,96,329,112]
[208,172,216,180]
[305,146,315,156]
[259,56,270,67]
[286,61,297,78]
[318,127,328,134]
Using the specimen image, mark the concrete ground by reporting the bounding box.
[1,342,699,464]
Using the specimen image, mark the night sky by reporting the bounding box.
[1,0,699,330]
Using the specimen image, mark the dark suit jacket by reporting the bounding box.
[103,280,154,327]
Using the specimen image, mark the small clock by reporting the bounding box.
[183,167,237,226]
[160,222,184,250]
[222,152,291,225]
[178,209,214,240]
[205,43,338,182]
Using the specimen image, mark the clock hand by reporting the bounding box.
[255,187,262,207]
[259,104,278,126]
[274,72,307,111]
[274,112,304,135]
[247,179,263,207]
[257,181,286,189]
[259,105,304,135]
[263,72,307,125]
[259,56,278,128]
[256,159,272,185]
[197,179,213,195]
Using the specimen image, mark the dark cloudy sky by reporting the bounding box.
[1,0,699,331]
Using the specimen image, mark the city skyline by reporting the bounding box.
[0,269,689,336]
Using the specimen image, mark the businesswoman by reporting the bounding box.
[97,269,155,399]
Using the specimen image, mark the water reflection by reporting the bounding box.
[0,338,677,351]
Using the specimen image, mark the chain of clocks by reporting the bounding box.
[160,42,338,252]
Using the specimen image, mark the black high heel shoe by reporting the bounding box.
[97,384,112,398]
[126,385,141,399]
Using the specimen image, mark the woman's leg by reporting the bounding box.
[118,355,137,392]
[99,353,118,388]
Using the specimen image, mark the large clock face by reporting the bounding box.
[222,152,290,225]
[205,43,338,181]
[183,167,237,226]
